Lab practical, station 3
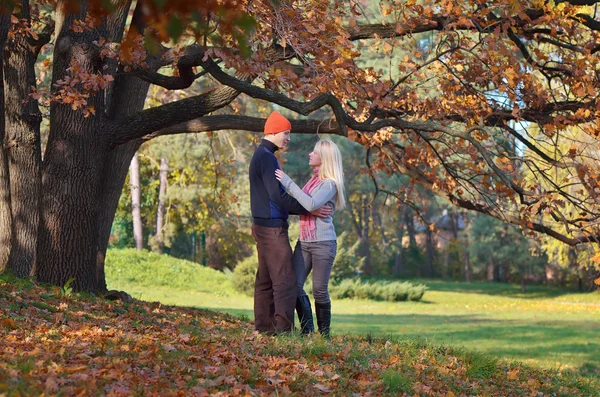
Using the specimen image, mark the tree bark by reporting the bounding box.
[95,139,142,291]
[95,1,153,291]
[154,157,168,254]
[0,8,14,272]
[4,0,42,277]
[35,5,114,292]
[129,152,143,250]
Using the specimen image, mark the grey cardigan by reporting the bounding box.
[279,174,337,242]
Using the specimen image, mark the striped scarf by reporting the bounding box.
[299,167,322,240]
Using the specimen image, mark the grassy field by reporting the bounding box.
[106,249,600,376]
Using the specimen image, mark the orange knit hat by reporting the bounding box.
[264,111,291,135]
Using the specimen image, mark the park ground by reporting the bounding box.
[2,249,599,396]
[1,273,598,396]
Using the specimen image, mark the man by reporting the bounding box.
[249,111,331,334]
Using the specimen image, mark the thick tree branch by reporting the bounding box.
[347,20,442,40]
[107,85,244,147]
[127,63,196,90]
[347,9,545,41]
[140,115,343,141]
[197,50,350,134]
[572,13,600,32]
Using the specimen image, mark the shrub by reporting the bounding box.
[232,253,258,296]
[329,279,427,302]
[330,232,366,282]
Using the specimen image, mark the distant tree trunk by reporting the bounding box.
[487,263,494,281]
[462,216,471,283]
[0,8,14,272]
[359,204,372,275]
[463,249,471,283]
[405,211,419,277]
[129,152,143,250]
[425,227,435,278]
[393,206,407,277]
[4,0,43,277]
[442,250,449,279]
[520,273,526,293]
[374,209,387,248]
[154,157,168,253]
[347,198,372,275]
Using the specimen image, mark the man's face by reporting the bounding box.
[272,130,291,149]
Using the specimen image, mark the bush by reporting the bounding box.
[105,248,235,295]
[330,232,366,282]
[232,253,258,297]
[329,278,427,302]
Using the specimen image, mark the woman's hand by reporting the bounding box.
[275,169,287,182]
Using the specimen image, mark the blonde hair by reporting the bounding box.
[315,139,346,209]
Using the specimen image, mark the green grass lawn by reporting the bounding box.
[106,249,600,377]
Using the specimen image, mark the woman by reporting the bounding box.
[275,139,345,338]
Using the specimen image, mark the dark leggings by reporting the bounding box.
[292,240,337,305]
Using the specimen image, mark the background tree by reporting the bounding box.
[129,153,143,250]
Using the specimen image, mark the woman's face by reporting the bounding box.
[308,148,322,167]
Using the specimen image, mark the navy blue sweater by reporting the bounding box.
[249,139,307,227]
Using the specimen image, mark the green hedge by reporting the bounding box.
[105,248,235,295]
[329,279,427,302]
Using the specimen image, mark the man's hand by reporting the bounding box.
[311,205,333,218]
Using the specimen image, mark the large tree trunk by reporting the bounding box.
[94,2,158,291]
[32,1,243,292]
[129,152,143,250]
[95,140,141,291]
[35,4,120,292]
[4,0,42,277]
[154,157,168,254]
[0,8,14,272]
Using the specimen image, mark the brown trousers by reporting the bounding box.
[252,223,296,333]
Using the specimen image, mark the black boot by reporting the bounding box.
[315,302,331,339]
[296,295,314,335]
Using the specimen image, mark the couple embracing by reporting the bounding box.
[249,111,346,338]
